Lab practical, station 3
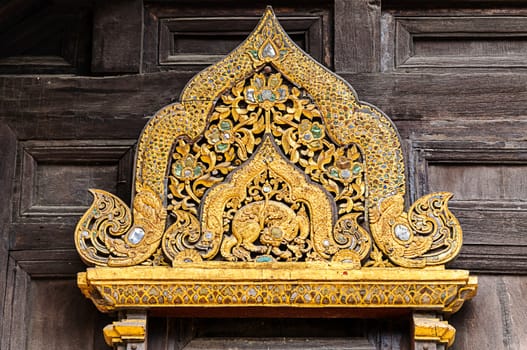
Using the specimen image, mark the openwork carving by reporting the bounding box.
[75,8,477,349]
[75,8,462,268]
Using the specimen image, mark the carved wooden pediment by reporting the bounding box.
[75,7,476,349]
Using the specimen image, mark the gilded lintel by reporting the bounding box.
[78,265,477,315]
[413,314,456,348]
[103,319,146,347]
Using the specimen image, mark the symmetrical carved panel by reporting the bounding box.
[72,8,476,349]
[75,9,466,270]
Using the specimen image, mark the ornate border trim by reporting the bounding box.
[79,265,477,314]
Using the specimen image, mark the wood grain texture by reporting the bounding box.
[410,142,527,272]
[148,318,409,350]
[143,3,332,72]
[26,279,99,350]
[0,2,92,75]
[1,72,527,123]
[450,275,527,350]
[183,338,375,350]
[1,254,111,349]
[0,123,16,341]
[393,16,527,71]
[334,0,381,72]
[1,257,31,350]
[91,0,142,73]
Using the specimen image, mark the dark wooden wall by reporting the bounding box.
[1,0,526,349]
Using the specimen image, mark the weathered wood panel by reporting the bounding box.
[147,318,410,350]
[2,72,526,124]
[1,253,109,349]
[182,338,375,350]
[0,2,92,74]
[411,142,527,272]
[10,140,135,251]
[26,279,109,350]
[142,2,333,72]
[450,275,527,350]
[0,123,16,347]
[393,17,527,71]
[91,0,142,73]
[334,0,381,72]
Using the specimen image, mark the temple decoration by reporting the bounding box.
[74,7,477,349]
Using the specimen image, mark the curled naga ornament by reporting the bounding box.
[74,7,463,269]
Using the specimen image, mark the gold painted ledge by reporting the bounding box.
[78,263,477,315]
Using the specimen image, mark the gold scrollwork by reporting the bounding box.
[74,7,464,269]
[75,186,166,266]
[369,192,462,268]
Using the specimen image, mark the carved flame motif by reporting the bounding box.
[74,7,463,268]
[201,137,337,262]
[163,70,370,264]
[370,193,462,267]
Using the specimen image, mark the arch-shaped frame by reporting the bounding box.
[74,8,476,349]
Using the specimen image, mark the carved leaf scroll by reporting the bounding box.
[75,7,463,269]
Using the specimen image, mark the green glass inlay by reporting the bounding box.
[256,256,273,262]
[175,164,183,176]
[220,120,231,131]
[311,124,322,138]
[217,143,229,152]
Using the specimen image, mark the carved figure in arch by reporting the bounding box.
[74,7,463,269]
[221,200,310,262]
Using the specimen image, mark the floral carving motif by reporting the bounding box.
[162,69,370,264]
[75,8,464,269]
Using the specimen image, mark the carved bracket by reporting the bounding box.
[103,312,147,349]
[413,313,456,349]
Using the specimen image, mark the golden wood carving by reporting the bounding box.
[74,7,477,349]
[103,318,146,347]
[414,314,457,347]
[78,265,477,315]
[75,7,463,268]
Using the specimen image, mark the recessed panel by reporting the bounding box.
[412,143,527,273]
[35,162,119,208]
[142,3,333,72]
[27,279,106,350]
[428,164,527,202]
[158,17,323,66]
[393,17,527,70]
[17,141,134,217]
